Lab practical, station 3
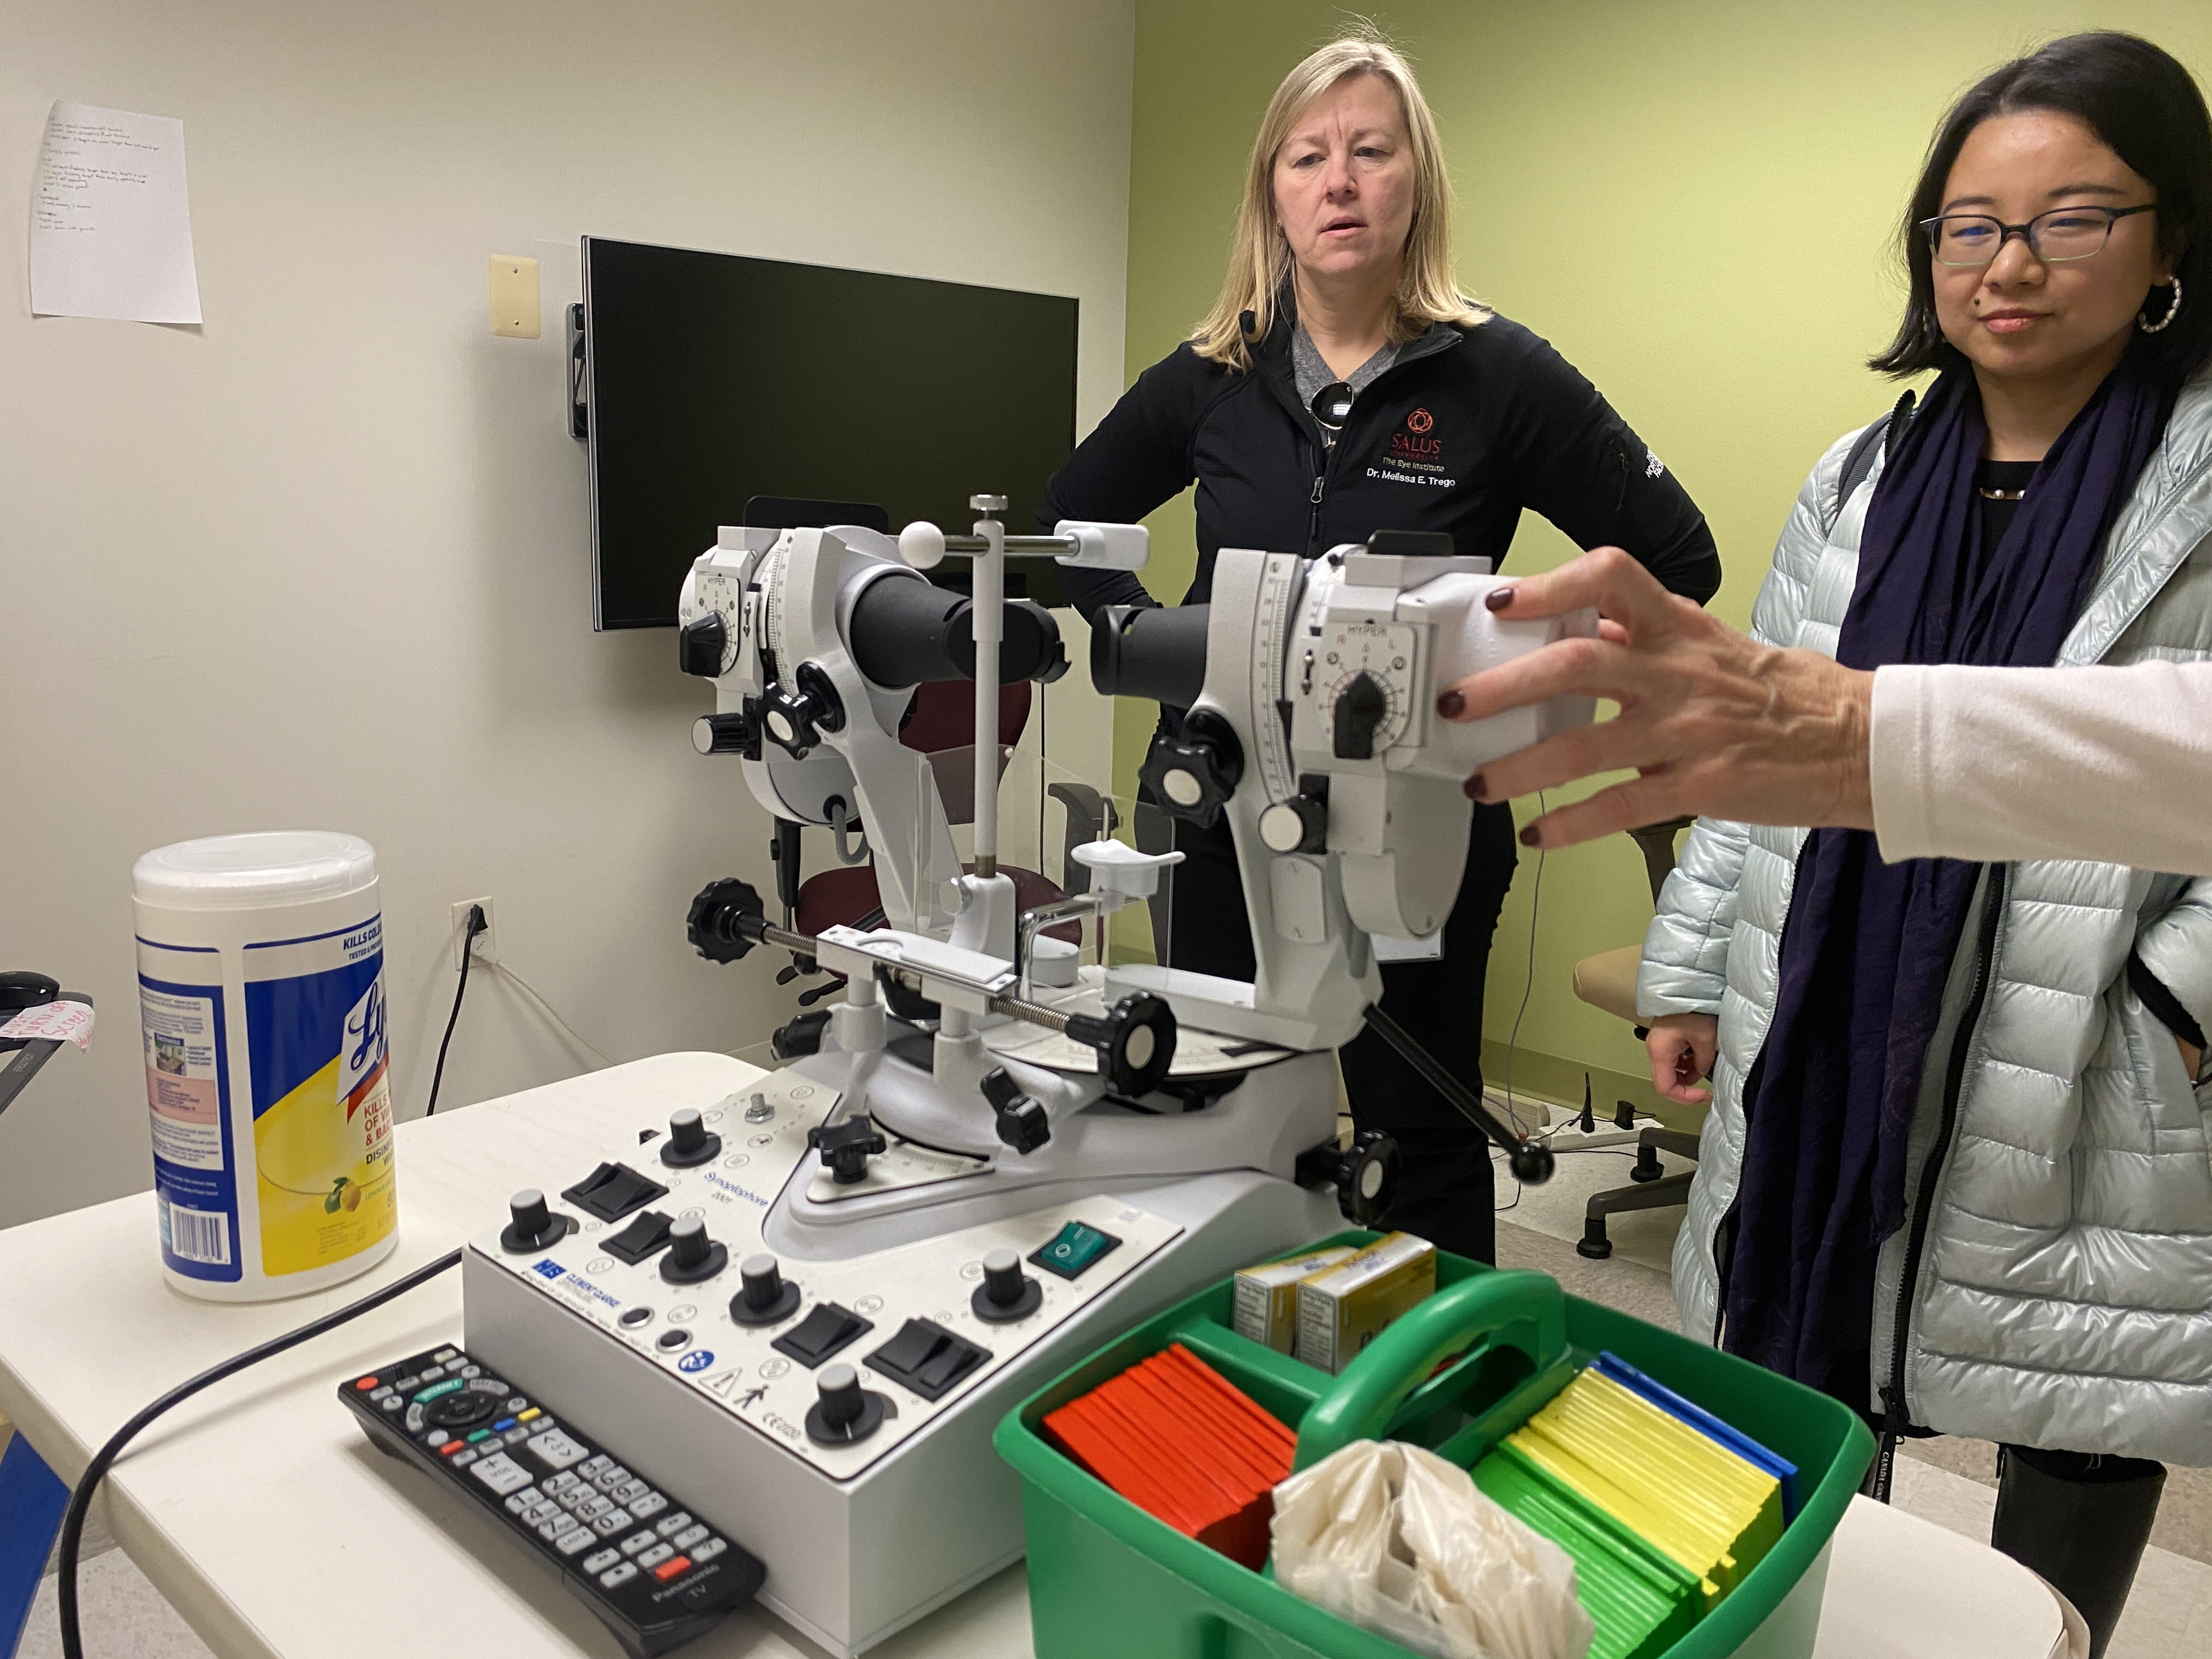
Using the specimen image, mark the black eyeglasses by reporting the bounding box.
[1920,203,2156,267]
[1310,380,1356,436]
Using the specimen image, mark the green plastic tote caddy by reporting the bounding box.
[994,1233,1876,1659]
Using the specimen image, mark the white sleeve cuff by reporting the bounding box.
[1869,664,1940,862]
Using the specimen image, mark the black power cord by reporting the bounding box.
[57,1248,464,1659]
[426,904,488,1116]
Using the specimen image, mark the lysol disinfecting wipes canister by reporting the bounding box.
[133,832,398,1301]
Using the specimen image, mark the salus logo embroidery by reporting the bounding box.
[1370,407,1455,488]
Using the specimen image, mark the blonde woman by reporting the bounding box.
[1042,36,1720,1263]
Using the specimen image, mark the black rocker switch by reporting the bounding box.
[808,1115,887,1184]
[560,1161,669,1222]
[601,1209,676,1266]
[864,1318,991,1402]
[499,1188,574,1254]
[661,1107,722,1168]
[804,1362,887,1446]
[971,1246,1043,1323]
[770,1301,873,1369]
[660,1213,729,1285]
[730,1252,802,1325]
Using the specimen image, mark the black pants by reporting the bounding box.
[1165,799,1520,1264]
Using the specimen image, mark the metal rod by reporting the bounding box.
[1361,1001,1533,1158]
[971,507,1003,875]
[759,918,1072,1035]
[986,993,1070,1032]
[935,533,1076,556]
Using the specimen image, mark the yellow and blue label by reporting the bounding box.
[244,916,397,1277]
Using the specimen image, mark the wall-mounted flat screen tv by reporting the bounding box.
[579,236,1080,629]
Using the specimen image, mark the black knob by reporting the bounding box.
[1509,1139,1556,1184]
[659,1213,729,1285]
[730,1252,800,1324]
[499,1187,574,1253]
[1258,785,1329,854]
[679,613,729,678]
[1333,670,1392,761]
[980,1068,1050,1155]
[804,1361,885,1445]
[660,1106,721,1167]
[1295,1130,1401,1227]
[691,712,752,755]
[687,878,766,964]
[808,1114,887,1183]
[1138,709,1244,828]
[819,1363,863,1428]
[760,662,845,759]
[1063,994,1178,1097]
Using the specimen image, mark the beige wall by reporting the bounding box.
[0,0,1135,1227]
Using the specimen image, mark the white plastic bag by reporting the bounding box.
[1270,1440,1594,1659]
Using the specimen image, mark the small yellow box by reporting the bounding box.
[1294,1232,1436,1374]
[1231,1245,1355,1356]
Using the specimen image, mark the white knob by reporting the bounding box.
[898,521,947,570]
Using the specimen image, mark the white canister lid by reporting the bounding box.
[133,832,378,910]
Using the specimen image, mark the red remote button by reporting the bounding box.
[440,1440,466,1455]
[354,1376,379,1390]
[652,1555,692,1581]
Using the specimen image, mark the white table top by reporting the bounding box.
[0,1053,2066,1659]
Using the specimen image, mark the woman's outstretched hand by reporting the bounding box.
[1646,1013,1718,1106]
[1437,548,1876,849]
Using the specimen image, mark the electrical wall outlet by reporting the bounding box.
[452,898,498,970]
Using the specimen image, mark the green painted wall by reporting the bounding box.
[1120,0,2212,1110]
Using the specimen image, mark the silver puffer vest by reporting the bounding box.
[1641,374,2212,1465]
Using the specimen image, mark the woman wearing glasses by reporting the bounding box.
[1040,35,1718,1266]
[1638,33,2212,1652]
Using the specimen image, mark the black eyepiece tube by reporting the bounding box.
[848,575,1065,688]
[1090,604,1211,708]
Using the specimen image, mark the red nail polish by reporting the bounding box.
[1519,824,1541,847]
[1462,774,1485,799]
[1485,586,1515,612]
[1436,690,1464,719]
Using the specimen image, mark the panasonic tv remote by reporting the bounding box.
[340,1342,765,1656]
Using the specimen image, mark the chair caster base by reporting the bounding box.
[1576,1220,1613,1260]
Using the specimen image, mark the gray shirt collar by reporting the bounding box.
[1291,323,1398,410]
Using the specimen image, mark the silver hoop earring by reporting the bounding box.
[2139,276,2183,335]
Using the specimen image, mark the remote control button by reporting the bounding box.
[503,1491,534,1515]
[380,1396,404,1414]
[433,1347,459,1363]
[469,1454,534,1496]
[458,1364,481,1378]
[555,1528,594,1556]
[672,1523,709,1550]
[366,1385,392,1400]
[354,1375,379,1391]
[618,1306,653,1328]
[653,1555,693,1582]
[691,1538,727,1564]
[425,1389,498,1430]
[419,1365,447,1383]
[450,1449,478,1468]
[592,1509,633,1536]
[599,1562,639,1589]
[404,1406,427,1432]
[580,1454,611,1476]
[590,1464,630,1492]
[542,1472,579,1495]
[466,1378,507,1397]
[611,1480,650,1506]
[637,1543,674,1568]
[503,1427,531,1445]
[537,1519,566,1541]
[525,1501,560,1526]
[619,1531,657,1556]
[628,1492,667,1521]
[393,1375,421,1393]
[583,1547,620,1573]
[465,1430,493,1443]
[527,1429,589,1469]
[654,1512,694,1539]
[655,1328,691,1351]
[515,1406,539,1421]
[441,1441,469,1458]
[574,1495,613,1521]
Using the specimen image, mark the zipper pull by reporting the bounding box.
[1310,476,1324,504]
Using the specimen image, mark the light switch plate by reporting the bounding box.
[489,255,540,338]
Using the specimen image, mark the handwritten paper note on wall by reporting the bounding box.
[30,101,203,325]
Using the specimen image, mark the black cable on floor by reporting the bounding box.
[426,904,488,1116]
[57,1248,464,1659]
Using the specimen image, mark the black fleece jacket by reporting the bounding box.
[1041,307,1722,620]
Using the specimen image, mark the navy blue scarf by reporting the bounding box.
[1721,364,2172,1404]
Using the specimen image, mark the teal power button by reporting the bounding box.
[1030,1221,1121,1280]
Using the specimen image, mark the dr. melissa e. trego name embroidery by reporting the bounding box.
[1368,465,1457,487]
